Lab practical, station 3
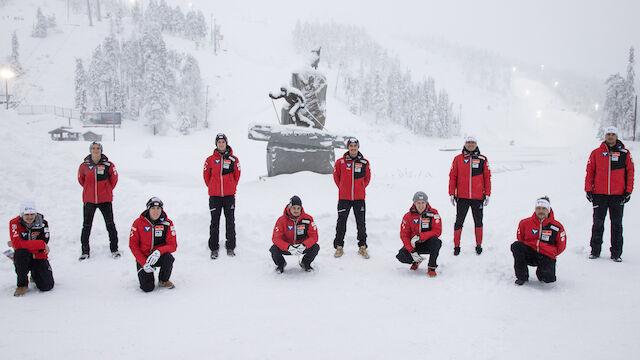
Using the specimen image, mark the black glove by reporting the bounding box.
[623,192,631,204]
[268,93,276,99]
[586,191,593,203]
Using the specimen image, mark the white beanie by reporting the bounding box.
[534,198,551,212]
[20,201,37,216]
[604,126,618,136]
[465,135,477,143]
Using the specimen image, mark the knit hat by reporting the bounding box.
[146,197,164,210]
[465,135,477,143]
[289,195,302,207]
[346,137,359,147]
[413,191,428,204]
[20,201,37,216]
[604,126,618,136]
[90,141,103,152]
[535,198,551,212]
[216,133,228,144]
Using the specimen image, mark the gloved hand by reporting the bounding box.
[623,192,631,204]
[483,196,490,207]
[146,250,161,265]
[142,263,154,273]
[410,235,420,248]
[410,252,423,263]
[586,191,593,203]
[269,92,275,99]
[450,195,457,207]
[288,244,305,256]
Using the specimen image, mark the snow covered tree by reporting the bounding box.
[600,48,637,139]
[32,8,48,38]
[47,14,57,29]
[141,26,170,134]
[87,45,105,110]
[74,58,88,117]
[176,54,204,128]
[9,31,23,75]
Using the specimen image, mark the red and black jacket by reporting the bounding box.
[9,214,50,260]
[449,147,491,200]
[78,154,118,204]
[272,206,318,252]
[585,141,634,195]
[203,146,241,197]
[516,210,567,260]
[129,210,177,266]
[400,204,442,252]
[333,151,371,201]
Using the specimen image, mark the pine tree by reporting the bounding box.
[626,47,636,138]
[32,7,48,38]
[9,31,23,74]
[87,45,105,110]
[176,54,204,128]
[601,73,627,137]
[142,26,170,135]
[74,58,88,118]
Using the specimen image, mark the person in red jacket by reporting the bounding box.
[584,126,634,261]
[129,197,177,292]
[203,133,241,259]
[511,196,566,285]
[449,136,491,256]
[270,196,320,273]
[9,202,54,296]
[77,141,119,260]
[395,192,442,277]
[332,137,371,259]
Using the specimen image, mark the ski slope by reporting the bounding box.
[1,1,639,359]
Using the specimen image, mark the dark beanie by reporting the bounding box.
[289,195,302,207]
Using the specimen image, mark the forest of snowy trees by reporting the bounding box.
[600,47,637,139]
[293,21,460,138]
[73,0,207,135]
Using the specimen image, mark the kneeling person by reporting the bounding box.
[396,192,442,277]
[511,196,566,285]
[129,197,177,292]
[270,196,320,273]
[9,202,54,296]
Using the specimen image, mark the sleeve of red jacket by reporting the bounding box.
[517,220,525,242]
[554,223,567,256]
[129,220,147,266]
[302,217,318,248]
[484,158,492,196]
[364,161,371,187]
[272,217,289,251]
[10,224,46,252]
[625,152,634,194]
[109,163,118,189]
[585,150,596,192]
[78,164,85,187]
[448,158,458,196]
[203,158,211,186]
[234,157,241,184]
[421,210,443,240]
[400,213,414,252]
[333,160,341,187]
[156,220,177,255]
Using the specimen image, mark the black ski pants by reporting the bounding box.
[136,253,174,293]
[81,202,119,254]
[270,243,320,268]
[14,249,54,290]
[511,241,556,283]
[396,237,442,269]
[590,194,625,258]
[454,198,484,230]
[209,195,236,251]
[333,199,367,248]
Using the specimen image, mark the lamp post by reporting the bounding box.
[1,68,16,110]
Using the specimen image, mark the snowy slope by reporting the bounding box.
[1,1,639,360]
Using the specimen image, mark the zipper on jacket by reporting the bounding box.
[469,155,473,198]
[220,155,224,196]
[94,161,98,203]
[293,218,298,245]
[145,217,155,252]
[537,222,542,253]
[608,149,611,195]
[351,158,355,200]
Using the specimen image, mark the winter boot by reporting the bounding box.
[78,253,90,261]
[410,261,421,271]
[515,279,527,286]
[588,253,599,259]
[611,256,622,262]
[159,280,175,289]
[300,262,314,272]
[13,286,28,297]
[210,250,218,259]
[427,268,437,277]
[111,251,121,259]
[453,247,461,256]
[275,265,285,274]
[334,246,344,258]
[358,246,370,259]
[475,244,483,255]
[227,249,236,257]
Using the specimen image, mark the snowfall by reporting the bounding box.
[1,1,639,359]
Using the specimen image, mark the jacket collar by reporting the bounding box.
[84,154,109,165]
[141,210,168,224]
[409,203,431,215]
[462,146,481,157]
[344,151,363,161]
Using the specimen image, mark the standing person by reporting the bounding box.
[9,202,54,296]
[395,192,442,277]
[77,141,119,260]
[203,133,241,259]
[129,197,177,292]
[511,197,567,285]
[270,195,320,273]
[585,126,634,261]
[333,137,371,259]
[448,136,491,256]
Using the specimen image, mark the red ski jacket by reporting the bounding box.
[272,206,318,251]
[449,148,491,200]
[585,141,634,195]
[400,204,442,252]
[516,210,566,260]
[78,154,118,204]
[129,210,177,266]
[333,151,371,200]
[9,215,50,260]
[203,146,241,197]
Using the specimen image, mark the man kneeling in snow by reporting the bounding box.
[511,196,566,286]
[270,196,320,273]
[396,192,442,277]
[129,198,177,292]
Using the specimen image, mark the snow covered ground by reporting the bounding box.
[1,1,639,359]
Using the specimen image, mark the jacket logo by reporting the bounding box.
[21,232,27,237]
[31,232,40,239]
[602,152,608,157]
[413,219,419,224]
[215,160,220,164]
[542,230,552,236]
[287,225,293,230]
[88,166,93,170]
[346,163,352,169]
[464,159,469,163]
[532,229,538,235]
[144,226,151,232]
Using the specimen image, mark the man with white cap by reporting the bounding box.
[585,126,634,261]
[8,202,54,296]
[396,191,442,277]
[511,196,566,285]
[77,141,120,260]
[448,135,491,256]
